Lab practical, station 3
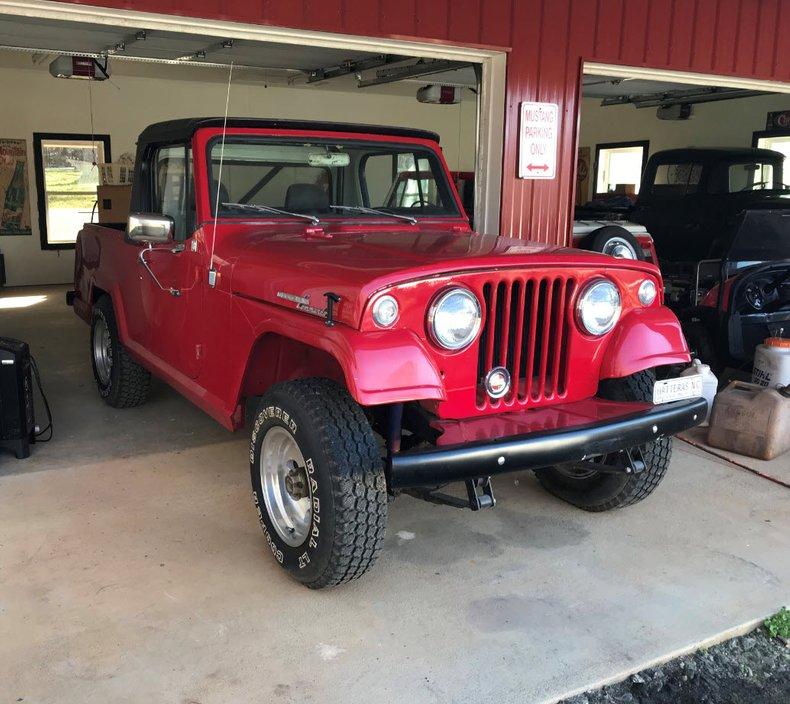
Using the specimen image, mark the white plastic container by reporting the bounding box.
[681,358,718,425]
[752,338,790,388]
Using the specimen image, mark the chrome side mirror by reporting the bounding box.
[126,213,174,244]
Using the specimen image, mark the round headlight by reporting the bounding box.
[576,279,621,336]
[372,295,399,327]
[638,279,657,306]
[428,287,482,350]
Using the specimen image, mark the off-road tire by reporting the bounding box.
[250,378,387,588]
[535,369,672,511]
[91,295,151,408]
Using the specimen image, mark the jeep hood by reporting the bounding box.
[222,224,656,327]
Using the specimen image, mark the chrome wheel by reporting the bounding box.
[93,315,113,386]
[259,426,312,547]
[602,237,637,259]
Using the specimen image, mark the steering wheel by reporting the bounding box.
[409,199,430,208]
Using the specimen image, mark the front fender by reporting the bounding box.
[600,306,690,379]
[324,327,446,406]
[233,296,445,408]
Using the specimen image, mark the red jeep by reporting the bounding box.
[69,119,706,588]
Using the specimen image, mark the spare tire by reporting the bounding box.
[581,225,641,260]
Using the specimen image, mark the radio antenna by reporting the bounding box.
[208,60,234,287]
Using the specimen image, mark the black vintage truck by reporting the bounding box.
[631,147,790,371]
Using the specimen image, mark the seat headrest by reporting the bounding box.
[284,183,330,213]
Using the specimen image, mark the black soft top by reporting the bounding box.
[647,147,783,164]
[137,118,440,145]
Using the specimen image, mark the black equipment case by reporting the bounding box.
[0,337,35,458]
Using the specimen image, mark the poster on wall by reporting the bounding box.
[0,138,32,236]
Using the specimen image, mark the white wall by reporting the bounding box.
[579,92,790,202]
[0,53,477,287]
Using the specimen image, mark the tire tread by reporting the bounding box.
[262,378,387,588]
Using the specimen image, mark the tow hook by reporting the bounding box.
[406,476,496,511]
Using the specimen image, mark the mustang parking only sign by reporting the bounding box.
[519,102,558,180]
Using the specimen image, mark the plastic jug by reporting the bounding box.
[681,358,718,425]
[752,337,790,389]
[707,381,790,460]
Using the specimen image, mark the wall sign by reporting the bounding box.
[766,110,790,130]
[0,139,32,236]
[519,102,558,180]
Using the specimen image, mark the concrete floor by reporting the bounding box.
[1,285,788,704]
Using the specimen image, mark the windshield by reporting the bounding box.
[727,208,790,262]
[724,160,786,192]
[207,137,459,220]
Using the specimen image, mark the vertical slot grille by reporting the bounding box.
[477,275,575,409]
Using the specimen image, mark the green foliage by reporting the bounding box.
[44,167,98,209]
[764,607,790,639]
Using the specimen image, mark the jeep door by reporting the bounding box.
[139,144,204,378]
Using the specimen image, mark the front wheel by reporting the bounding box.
[250,378,387,588]
[535,370,672,511]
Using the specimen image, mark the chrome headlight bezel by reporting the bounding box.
[427,287,482,351]
[576,279,622,336]
[372,294,399,327]
[638,279,657,306]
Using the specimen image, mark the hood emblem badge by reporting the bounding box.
[277,290,340,324]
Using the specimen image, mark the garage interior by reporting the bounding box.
[577,67,790,206]
[0,14,484,288]
[1,5,789,704]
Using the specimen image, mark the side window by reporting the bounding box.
[153,145,194,240]
[651,163,702,197]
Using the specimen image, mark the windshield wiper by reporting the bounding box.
[222,202,320,225]
[329,205,417,225]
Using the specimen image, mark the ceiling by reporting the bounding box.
[0,13,481,90]
[582,72,773,107]
[0,14,776,102]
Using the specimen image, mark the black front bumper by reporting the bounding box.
[388,397,707,489]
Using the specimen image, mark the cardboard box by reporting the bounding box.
[97,185,131,224]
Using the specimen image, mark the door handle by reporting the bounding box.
[139,244,181,297]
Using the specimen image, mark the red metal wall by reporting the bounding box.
[60,0,790,244]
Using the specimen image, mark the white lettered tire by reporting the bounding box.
[250,378,387,588]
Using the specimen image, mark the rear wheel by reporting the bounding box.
[250,378,387,588]
[535,370,672,511]
[91,295,151,408]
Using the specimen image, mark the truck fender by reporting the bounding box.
[599,306,691,379]
[235,301,446,408]
[329,327,446,406]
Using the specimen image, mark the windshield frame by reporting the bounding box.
[201,131,463,224]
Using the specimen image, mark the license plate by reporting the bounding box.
[652,374,703,404]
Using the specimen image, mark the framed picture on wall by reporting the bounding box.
[0,138,32,236]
